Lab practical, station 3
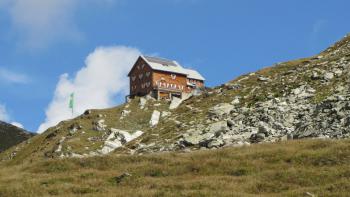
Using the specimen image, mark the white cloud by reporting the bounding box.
[11,122,24,129]
[0,67,29,84]
[0,0,120,49]
[1,0,80,49]
[37,46,141,133]
[0,104,10,122]
[0,104,25,129]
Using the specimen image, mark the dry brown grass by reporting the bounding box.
[1,139,350,197]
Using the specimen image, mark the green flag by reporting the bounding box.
[69,93,74,110]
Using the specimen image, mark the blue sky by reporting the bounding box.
[0,0,349,132]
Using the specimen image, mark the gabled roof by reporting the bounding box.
[129,55,205,81]
[141,55,189,76]
[185,68,205,81]
[143,56,178,67]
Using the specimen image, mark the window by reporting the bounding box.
[171,74,176,79]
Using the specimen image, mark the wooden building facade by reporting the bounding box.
[128,56,205,99]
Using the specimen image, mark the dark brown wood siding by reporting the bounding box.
[129,58,153,96]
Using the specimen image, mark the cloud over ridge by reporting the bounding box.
[37,46,141,133]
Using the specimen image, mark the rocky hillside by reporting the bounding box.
[0,121,34,153]
[1,34,350,163]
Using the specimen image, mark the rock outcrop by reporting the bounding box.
[100,129,143,154]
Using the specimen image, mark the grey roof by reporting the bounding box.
[185,68,205,81]
[139,55,205,81]
[143,56,178,67]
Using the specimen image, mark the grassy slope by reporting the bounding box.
[0,139,350,196]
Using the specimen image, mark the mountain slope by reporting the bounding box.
[1,34,350,164]
[0,121,34,153]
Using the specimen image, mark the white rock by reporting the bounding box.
[149,110,161,127]
[55,137,66,153]
[139,97,147,109]
[121,110,131,116]
[169,97,183,110]
[258,76,270,82]
[94,119,107,131]
[120,110,131,119]
[207,138,224,148]
[209,121,228,134]
[71,153,84,158]
[292,85,315,99]
[333,69,343,76]
[231,97,240,105]
[100,129,143,155]
[208,103,234,117]
[324,72,334,80]
[161,111,172,118]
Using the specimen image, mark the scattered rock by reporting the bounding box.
[149,110,161,127]
[161,111,171,118]
[305,192,316,197]
[324,72,334,81]
[250,133,265,143]
[120,110,131,119]
[227,119,235,127]
[113,173,132,184]
[139,97,147,109]
[93,119,107,131]
[207,138,225,148]
[169,97,183,110]
[100,129,143,155]
[333,69,343,76]
[292,85,316,99]
[55,137,66,153]
[258,76,270,82]
[311,71,321,80]
[181,133,203,146]
[68,123,82,135]
[208,103,234,118]
[209,121,228,135]
[231,97,240,105]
